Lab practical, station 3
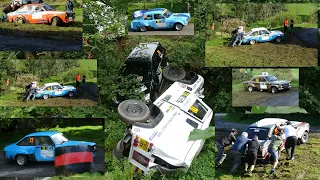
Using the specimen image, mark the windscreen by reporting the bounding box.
[51,133,69,145]
[265,76,277,82]
[246,127,269,140]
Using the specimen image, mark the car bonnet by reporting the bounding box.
[271,80,289,84]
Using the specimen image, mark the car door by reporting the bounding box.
[259,30,271,42]
[30,5,47,23]
[16,136,37,156]
[142,14,153,28]
[44,86,53,96]
[34,136,55,162]
[259,77,268,90]
[253,77,259,89]
[52,85,64,97]
[153,13,167,29]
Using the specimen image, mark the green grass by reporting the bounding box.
[128,2,194,25]
[80,60,97,71]
[286,3,317,16]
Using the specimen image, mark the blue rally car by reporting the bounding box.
[130,8,190,32]
[3,132,97,166]
[242,27,284,45]
[35,82,76,99]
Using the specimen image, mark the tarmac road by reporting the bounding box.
[0,146,104,177]
[128,23,194,35]
[233,87,299,107]
[295,28,318,48]
[0,35,81,51]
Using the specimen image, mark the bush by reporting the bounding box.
[219,18,246,35]
[58,67,94,83]
[15,74,40,88]
[268,12,301,28]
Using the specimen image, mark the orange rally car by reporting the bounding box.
[7,4,75,26]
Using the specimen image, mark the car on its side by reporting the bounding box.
[117,42,186,104]
[3,131,97,166]
[130,8,190,32]
[113,72,212,173]
[35,82,76,99]
[242,27,284,45]
[243,74,291,94]
[244,118,309,160]
[7,4,75,26]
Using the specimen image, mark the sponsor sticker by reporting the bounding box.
[190,105,199,113]
[176,91,190,103]
[138,137,149,152]
[40,147,53,158]
[149,131,158,141]
[29,137,34,143]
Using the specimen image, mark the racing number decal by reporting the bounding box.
[156,20,166,27]
[190,105,199,113]
[32,13,42,19]
[176,91,190,103]
[183,91,190,97]
[29,137,34,143]
[138,137,149,152]
[40,146,53,158]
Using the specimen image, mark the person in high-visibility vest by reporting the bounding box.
[283,18,289,34]
[76,74,81,89]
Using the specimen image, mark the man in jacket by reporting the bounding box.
[1,4,14,22]
[215,128,237,168]
[230,132,249,174]
[243,135,260,176]
[66,0,73,13]
[277,121,297,160]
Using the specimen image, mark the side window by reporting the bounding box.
[259,77,266,82]
[253,77,259,82]
[252,31,259,36]
[154,14,162,20]
[259,30,269,36]
[36,136,54,145]
[52,85,61,90]
[45,86,52,91]
[17,137,36,146]
[144,14,152,20]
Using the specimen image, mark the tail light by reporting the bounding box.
[133,136,139,147]
[132,150,150,168]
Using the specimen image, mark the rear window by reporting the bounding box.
[246,127,269,140]
[188,100,208,121]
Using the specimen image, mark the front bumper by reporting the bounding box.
[278,85,291,90]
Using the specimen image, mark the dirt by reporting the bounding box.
[232,87,299,107]
[205,29,318,67]
[0,88,97,107]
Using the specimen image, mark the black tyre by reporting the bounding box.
[174,23,183,31]
[43,94,49,99]
[139,26,147,32]
[249,39,255,45]
[51,17,60,26]
[271,86,278,94]
[68,91,74,97]
[275,36,282,43]
[15,17,25,24]
[248,86,253,92]
[117,100,150,124]
[162,66,186,82]
[16,154,27,166]
[300,131,309,144]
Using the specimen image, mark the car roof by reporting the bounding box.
[44,82,61,86]
[144,8,166,14]
[26,131,60,137]
[253,75,274,78]
[248,118,288,128]
[126,42,161,63]
[250,27,268,32]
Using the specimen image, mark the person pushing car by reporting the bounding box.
[230,131,249,174]
[243,135,260,177]
[268,131,284,174]
[1,3,14,22]
[277,121,297,160]
[215,128,237,168]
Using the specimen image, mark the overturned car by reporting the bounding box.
[113,72,213,173]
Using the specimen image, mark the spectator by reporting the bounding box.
[243,135,260,177]
[66,0,74,13]
[5,78,9,87]
[277,121,297,160]
[215,128,238,168]
[1,4,14,22]
[230,132,249,174]
[268,131,284,174]
[82,75,86,88]
[283,18,289,34]
[289,19,294,35]
[75,73,81,88]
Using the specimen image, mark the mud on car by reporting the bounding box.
[243,73,291,94]
[243,118,309,161]
[130,8,190,32]
[3,131,97,166]
[113,71,213,173]
[35,82,76,99]
[117,42,185,104]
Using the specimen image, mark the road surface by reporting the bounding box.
[128,23,194,35]
[295,28,318,48]
[0,146,104,177]
[0,35,81,51]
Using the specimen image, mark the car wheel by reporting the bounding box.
[43,94,49,99]
[248,86,253,92]
[16,154,27,166]
[249,39,255,45]
[275,36,282,43]
[51,17,60,26]
[117,99,150,124]
[15,17,25,24]
[300,131,309,144]
[271,87,278,94]
[139,26,147,32]
[162,66,186,82]
[174,23,183,31]
[68,91,74,97]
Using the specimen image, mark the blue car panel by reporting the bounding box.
[34,83,76,99]
[131,8,190,31]
[242,28,284,44]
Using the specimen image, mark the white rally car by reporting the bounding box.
[113,72,213,173]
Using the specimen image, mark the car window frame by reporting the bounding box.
[143,14,153,20]
[17,136,36,146]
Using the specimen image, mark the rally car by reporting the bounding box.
[130,8,190,32]
[7,4,75,26]
[242,27,284,45]
[244,118,309,160]
[3,131,97,166]
[243,72,291,94]
[35,82,76,99]
[113,72,212,173]
[117,42,185,104]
